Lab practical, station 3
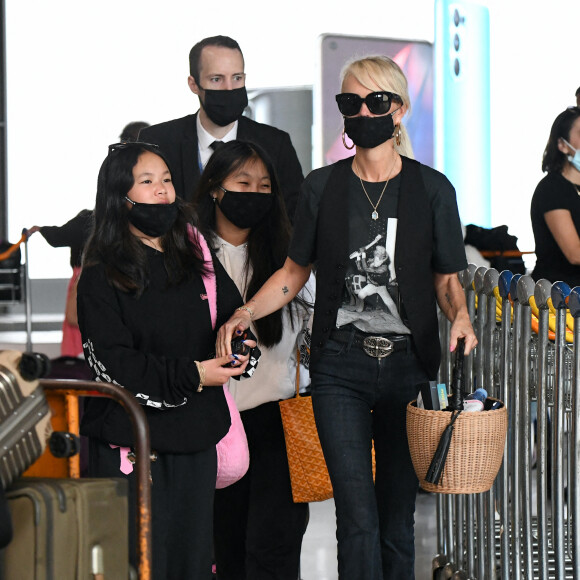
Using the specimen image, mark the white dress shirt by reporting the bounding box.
[213,235,315,411]
[196,114,238,170]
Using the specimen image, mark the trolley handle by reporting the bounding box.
[40,379,152,580]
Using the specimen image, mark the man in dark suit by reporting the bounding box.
[140,35,304,221]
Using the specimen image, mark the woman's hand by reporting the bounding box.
[24,226,40,237]
[199,351,253,386]
[216,309,253,358]
[433,271,478,355]
[216,258,312,357]
[449,312,477,355]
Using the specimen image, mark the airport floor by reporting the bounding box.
[300,491,438,580]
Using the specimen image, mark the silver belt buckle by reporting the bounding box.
[362,336,393,358]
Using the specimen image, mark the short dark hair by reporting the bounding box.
[188,35,243,82]
[576,86,580,97]
[119,121,150,143]
[542,107,580,173]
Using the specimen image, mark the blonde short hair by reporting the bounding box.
[340,55,414,158]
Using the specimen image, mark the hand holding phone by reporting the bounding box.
[231,334,250,357]
[225,331,251,368]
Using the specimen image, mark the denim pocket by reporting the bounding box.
[320,335,348,357]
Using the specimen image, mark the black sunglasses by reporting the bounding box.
[335,91,402,117]
[108,141,159,155]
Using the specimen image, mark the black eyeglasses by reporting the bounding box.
[108,141,159,155]
[335,91,402,117]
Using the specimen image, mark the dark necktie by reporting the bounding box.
[210,140,224,151]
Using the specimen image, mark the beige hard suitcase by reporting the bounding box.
[4,477,129,580]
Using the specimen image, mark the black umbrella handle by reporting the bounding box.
[449,337,466,411]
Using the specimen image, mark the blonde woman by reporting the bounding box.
[217,56,476,579]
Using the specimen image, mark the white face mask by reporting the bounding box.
[562,138,580,172]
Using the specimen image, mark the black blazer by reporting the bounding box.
[140,113,304,221]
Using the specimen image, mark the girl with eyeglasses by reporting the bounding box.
[77,142,256,579]
[216,56,476,579]
[531,106,580,287]
[193,140,314,580]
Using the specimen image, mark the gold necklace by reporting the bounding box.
[354,156,398,220]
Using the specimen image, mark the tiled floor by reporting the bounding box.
[300,492,438,580]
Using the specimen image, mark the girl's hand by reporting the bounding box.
[199,351,252,386]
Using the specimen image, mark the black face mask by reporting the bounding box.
[216,188,273,229]
[125,197,179,238]
[344,113,397,149]
[200,86,248,127]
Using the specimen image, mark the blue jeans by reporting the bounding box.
[311,329,429,580]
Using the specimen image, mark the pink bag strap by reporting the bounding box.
[187,225,217,329]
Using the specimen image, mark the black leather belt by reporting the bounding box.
[330,328,410,358]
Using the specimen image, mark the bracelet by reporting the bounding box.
[236,305,254,319]
[194,361,205,393]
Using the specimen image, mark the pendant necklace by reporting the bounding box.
[354,155,398,220]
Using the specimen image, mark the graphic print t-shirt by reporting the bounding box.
[288,159,468,339]
[336,173,411,334]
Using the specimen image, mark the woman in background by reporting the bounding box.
[25,121,151,357]
[531,106,580,286]
[25,210,92,357]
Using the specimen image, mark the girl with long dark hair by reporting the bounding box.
[194,140,313,580]
[78,141,254,579]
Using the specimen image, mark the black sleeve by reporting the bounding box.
[288,166,332,267]
[77,265,202,410]
[534,174,574,214]
[39,210,93,248]
[421,167,468,274]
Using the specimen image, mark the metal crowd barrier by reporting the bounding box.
[431,265,580,580]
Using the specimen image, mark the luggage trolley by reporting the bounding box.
[40,379,153,580]
[0,350,153,580]
[431,266,580,579]
[0,233,33,352]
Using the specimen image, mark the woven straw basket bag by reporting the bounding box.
[406,398,508,494]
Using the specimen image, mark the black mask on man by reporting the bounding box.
[125,197,179,238]
[216,188,273,229]
[200,87,248,127]
[344,112,397,149]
